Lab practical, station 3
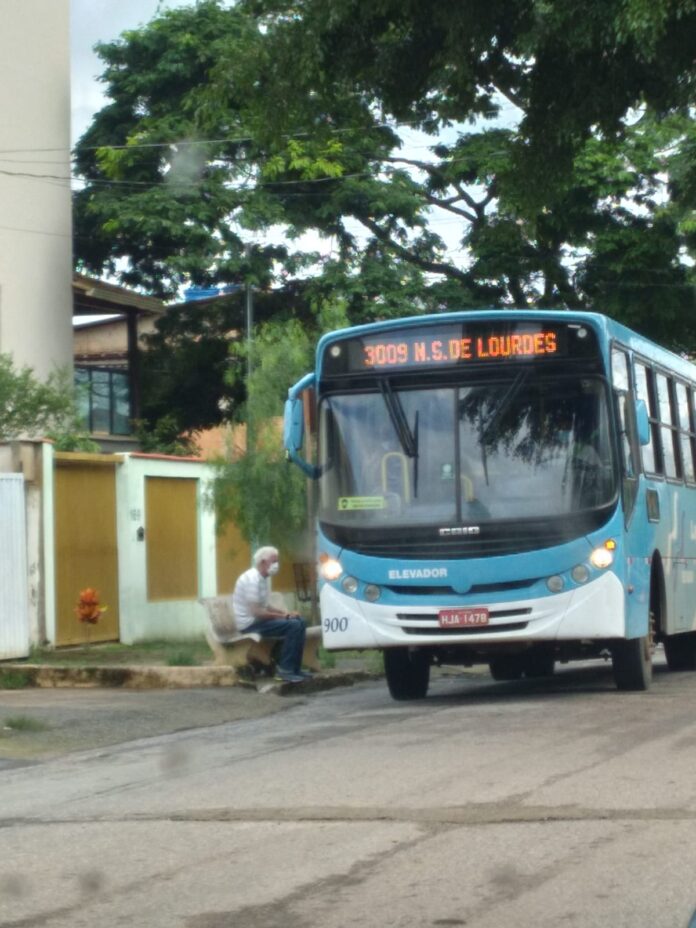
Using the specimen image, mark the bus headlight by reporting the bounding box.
[571,564,590,584]
[341,575,358,594]
[320,558,343,581]
[547,575,564,593]
[590,547,614,569]
[364,584,381,602]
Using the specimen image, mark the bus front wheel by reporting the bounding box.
[384,648,430,700]
[611,635,652,691]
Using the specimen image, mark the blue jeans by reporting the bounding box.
[246,615,306,675]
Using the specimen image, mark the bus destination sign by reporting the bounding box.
[362,329,560,369]
[324,322,578,375]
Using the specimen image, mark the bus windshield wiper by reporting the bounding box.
[379,379,418,459]
[480,369,529,444]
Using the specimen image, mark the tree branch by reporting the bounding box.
[422,191,478,223]
[358,217,470,282]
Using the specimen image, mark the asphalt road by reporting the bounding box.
[0,682,300,766]
[2,658,696,928]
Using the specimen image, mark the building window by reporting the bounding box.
[75,367,131,435]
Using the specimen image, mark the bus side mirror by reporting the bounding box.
[636,399,651,446]
[284,397,305,453]
[284,373,318,478]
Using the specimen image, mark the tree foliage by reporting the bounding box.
[211,302,349,548]
[74,0,696,362]
[0,356,98,449]
[210,317,314,551]
[137,283,314,443]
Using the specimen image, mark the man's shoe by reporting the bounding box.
[274,671,305,684]
[299,670,314,679]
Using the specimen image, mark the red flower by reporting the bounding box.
[75,588,108,625]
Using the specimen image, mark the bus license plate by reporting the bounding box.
[438,608,489,628]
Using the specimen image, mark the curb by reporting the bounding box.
[0,663,382,693]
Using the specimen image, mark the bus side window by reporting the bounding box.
[616,395,636,477]
[611,347,630,392]
[634,362,659,474]
[612,347,639,517]
[656,373,679,479]
[676,382,696,484]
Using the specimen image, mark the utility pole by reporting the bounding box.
[245,247,257,554]
[245,246,254,454]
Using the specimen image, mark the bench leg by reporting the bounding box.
[205,631,258,671]
[246,638,277,673]
[206,627,322,675]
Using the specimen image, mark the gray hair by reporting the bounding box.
[253,545,279,567]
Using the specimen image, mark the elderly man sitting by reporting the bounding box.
[231,546,310,684]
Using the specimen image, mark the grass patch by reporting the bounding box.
[0,671,31,690]
[166,651,199,667]
[318,646,336,669]
[29,640,211,667]
[361,650,384,674]
[3,715,50,733]
[319,648,384,674]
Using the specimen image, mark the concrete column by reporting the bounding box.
[0,0,73,380]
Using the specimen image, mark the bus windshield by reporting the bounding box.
[318,373,617,529]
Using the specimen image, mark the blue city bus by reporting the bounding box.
[284,310,696,698]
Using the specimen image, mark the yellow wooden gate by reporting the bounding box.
[145,476,199,601]
[54,454,120,645]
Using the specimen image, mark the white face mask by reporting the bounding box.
[267,562,280,576]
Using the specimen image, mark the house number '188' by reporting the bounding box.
[324,617,349,633]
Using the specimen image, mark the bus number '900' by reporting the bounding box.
[324,617,349,633]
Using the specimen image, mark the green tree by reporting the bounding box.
[211,301,349,551]
[73,0,696,354]
[73,0,300,298]
[0,356,98,450]
[210,318,313,552]
[250,0,696,182]
[136,283,314,445]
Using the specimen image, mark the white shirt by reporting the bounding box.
[231,566,270,631]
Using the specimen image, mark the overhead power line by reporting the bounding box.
[0,110,522,158]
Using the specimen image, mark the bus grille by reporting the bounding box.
[322,509,612,560]
[385,578,538,597]
[348,532,568,559]
[402,621,529,636]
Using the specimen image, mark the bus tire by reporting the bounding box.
[611,635,652,691]
[664,632,696,671]
[384,648,430,700]
[489,654,525,681]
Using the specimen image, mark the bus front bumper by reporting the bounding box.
[319,571,625,650]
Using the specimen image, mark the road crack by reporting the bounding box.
[3,803,696,829]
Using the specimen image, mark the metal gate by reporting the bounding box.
[0,474,30,659]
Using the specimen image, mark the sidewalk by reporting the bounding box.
[0,652,382,694]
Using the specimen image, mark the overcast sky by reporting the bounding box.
[71,0,189,143]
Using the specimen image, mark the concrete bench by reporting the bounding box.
[199,595,322,675]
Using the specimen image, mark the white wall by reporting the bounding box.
[2,445,220,648]
[0,440,54,649]
[0,475,30,659]
[0,0,73,379]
